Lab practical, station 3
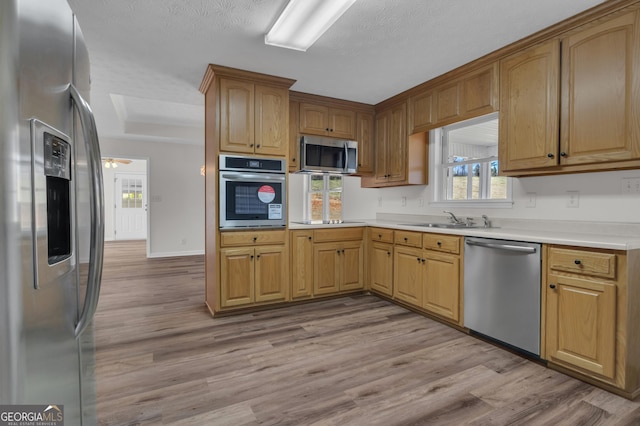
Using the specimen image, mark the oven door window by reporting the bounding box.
[225,181,283,220]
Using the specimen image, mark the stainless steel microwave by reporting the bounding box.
[298,135,358,174]
[219,155,286,229]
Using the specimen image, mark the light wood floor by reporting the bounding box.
[95,240,640,425]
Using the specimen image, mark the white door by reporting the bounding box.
[114,173,147,240]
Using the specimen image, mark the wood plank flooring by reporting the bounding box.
[95,241,640,425]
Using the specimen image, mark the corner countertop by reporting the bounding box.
[288,217,640,251]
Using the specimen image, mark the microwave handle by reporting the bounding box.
[344,143,348,173]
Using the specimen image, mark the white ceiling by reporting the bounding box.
[67,0,606,146]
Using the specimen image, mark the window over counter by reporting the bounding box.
[433,112,512,207]
[303,174,343,223]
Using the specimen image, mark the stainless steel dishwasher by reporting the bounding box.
[464,237,542,356]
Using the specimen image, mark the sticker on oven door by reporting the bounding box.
[268,204,282,219]
[257,185,276,203]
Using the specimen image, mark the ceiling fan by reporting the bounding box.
[102,158,132,169]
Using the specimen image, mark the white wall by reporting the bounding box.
[335,139,640,224]
[99,137,205,257]
[102,158,147,241]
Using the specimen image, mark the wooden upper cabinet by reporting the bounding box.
[220,78,255,154]
[463,62,499,117]
[200,65,295,158]
[499,39,561,172]
[435,81,462,123]
[288,99,300,172]
[408,90,434,134]
[255,85,289,156]
[560,10,640,166]
[408,62,498,133]
[299,102,356,139]
[356,112,375,174]
[387,104,408,183]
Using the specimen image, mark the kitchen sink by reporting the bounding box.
[400,222,485,229]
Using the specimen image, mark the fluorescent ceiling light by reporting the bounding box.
[265,0,357,51]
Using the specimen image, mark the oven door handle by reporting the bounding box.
[220,173,286,181]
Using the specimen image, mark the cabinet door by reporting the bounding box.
[393,246,423,306]
[314,243,340,295]
[340,241,364,291]
[291,231,313,299]
[546,274,616,379]
[255,85,288,156]
[435,81,461,123]
[560,11,640,165]
[499,40,560,171]
[289,100,300,172]
[387,103,407,183]
[356,112,375,174]
[462,63,499,118]
[300,103,329,136]
[220,248,254,307]
[329,108,356,139]
[254,245,288,303]
[370,242,393,296]
[409,91,434,134]
[220,78,255,154]
[373,110,390,184]
[423,252,460,323]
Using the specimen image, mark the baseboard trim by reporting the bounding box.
[147,250,205,258]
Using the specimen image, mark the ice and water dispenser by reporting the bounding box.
[31,119,73,288]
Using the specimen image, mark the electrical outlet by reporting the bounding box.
[525,192,536,208]
[377,196,383,207]
[418,198,425,208]
[401,196,407,207]
[621,177,640,193]
[566,191,579,208]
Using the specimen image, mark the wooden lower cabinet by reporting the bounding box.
[370,241,393,296]
[423,252,460,322]
[290,230,313,299]
[393,246,423,306]
[546,274,616,379]
[218,230,288,310]
[314,240,364,295]
[220,247,254,307]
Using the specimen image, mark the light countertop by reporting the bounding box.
[288,217,640,251]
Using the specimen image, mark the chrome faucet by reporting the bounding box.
[482,214,492,228]
[443,210,463,224]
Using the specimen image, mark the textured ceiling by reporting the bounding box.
[66,0,606,145]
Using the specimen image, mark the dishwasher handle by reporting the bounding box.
[465,239,537,253]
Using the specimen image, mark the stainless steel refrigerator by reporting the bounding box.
[0,0,104,424]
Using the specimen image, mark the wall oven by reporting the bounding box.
[219,155,286,229]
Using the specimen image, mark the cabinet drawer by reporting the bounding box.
[220,230,286,247]
[369,227,394,243]
[314,227,363,243]
[548,247,616,280]
[423,234,460,254]
[394,231,422,248]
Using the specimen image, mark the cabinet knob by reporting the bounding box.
[250,144,254,147]
[404,237,408,241]
[549,284,556,289]
[437,241,442,246]
[421,259,425,264]
[253,237,257,242]
[358,163,362,167]
[560,152,567,157]
[330,128,334,132]
[574,259,581,265]
[250,255,254,260]
[325,128,330,131]
[547,153,554,158]
[341,249,345,254]
[378,234,382,238]
[308,236,312,241]
[256,144,261,148]
[337,250,341,254]
[387,251,391,256]
[293,157,296,162]
[416,257,421,262]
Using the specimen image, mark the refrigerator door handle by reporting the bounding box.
[70,84,105,338]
